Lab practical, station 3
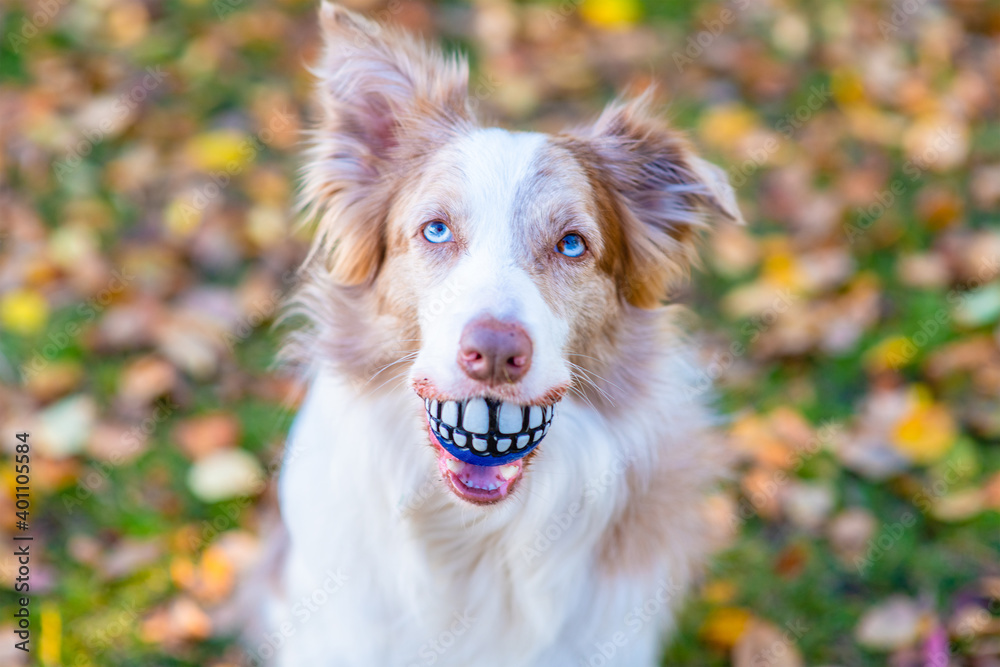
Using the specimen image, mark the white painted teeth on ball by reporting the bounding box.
[463,399,489,434]
[498,402,523,434]
[441,401,458,428]
[425,397,555,458]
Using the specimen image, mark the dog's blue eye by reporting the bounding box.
[556,233,586,258]
[423,221,453,244]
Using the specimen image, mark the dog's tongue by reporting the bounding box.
[436,445,522,499]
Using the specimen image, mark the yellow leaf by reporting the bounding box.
[891,397,957,465]
[760,249,805,289]
[698,105,759,151]
[580,0,641,29]
[908,383,934,406]
[702,580,738,604]
[164,197,203,238]
[40,601,61,666]
[185,130,252,173]
[700,606,752,648]
[843,103,905,146]
[831,67,866,106]
[864,336,916,373]
[1,288,49,335]
[197,544,235,602]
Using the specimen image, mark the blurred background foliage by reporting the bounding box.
[0,0,999,664]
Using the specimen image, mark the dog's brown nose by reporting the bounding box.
[458,317,532,385]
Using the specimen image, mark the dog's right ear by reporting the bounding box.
[302,3,471,285]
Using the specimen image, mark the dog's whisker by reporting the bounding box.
[565,352,603,363]
[566,360,624,395]
[566,362,617,407]
[566,381,599,412]
[569,367,617,405]
[371,368,413,395]
[366,352,419,385]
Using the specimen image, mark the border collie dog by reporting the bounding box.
[269,4,743,665]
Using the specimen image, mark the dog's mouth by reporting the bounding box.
[421,397,555,504]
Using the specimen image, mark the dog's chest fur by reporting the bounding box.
[272,330,721,667]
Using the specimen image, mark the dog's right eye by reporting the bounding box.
[556,233,587,258]
[423,221,454,244]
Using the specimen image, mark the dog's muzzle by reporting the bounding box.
[424,398,554,466]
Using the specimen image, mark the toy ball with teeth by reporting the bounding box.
[424,397,554,466]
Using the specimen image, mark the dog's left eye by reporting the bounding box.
[556,233,586,258]
[423,221,454,244]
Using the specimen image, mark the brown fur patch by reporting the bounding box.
[556,93,743,309]
[301,3,474,287]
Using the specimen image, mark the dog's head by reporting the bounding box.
[300,3,742,505]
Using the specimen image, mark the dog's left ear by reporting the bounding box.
[303,3,471,285]
[563,94,744,308]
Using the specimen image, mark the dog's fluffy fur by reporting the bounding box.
[266,4,743,665]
